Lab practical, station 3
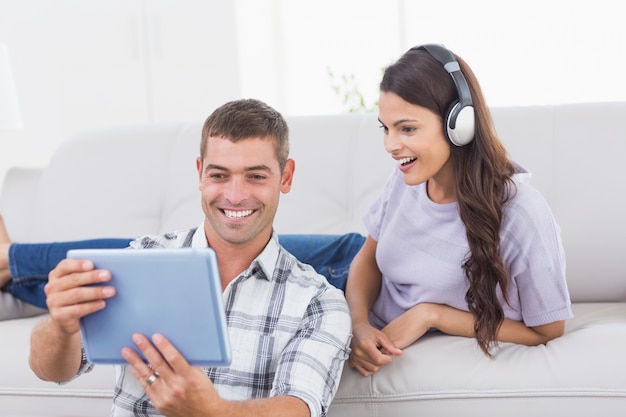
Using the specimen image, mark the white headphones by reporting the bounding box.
[410,44,475,146]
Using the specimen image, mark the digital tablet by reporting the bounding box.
[66,248,231,367]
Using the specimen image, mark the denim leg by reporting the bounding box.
[278,233,365,291]
[5,238,132,309]
[4,234,366,308]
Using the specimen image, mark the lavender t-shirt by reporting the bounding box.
[364,165,573,329]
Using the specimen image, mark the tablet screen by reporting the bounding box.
[67,248,231,367]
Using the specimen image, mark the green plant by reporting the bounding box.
[327,67,378,113]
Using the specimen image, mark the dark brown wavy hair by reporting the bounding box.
[379,47,516,355]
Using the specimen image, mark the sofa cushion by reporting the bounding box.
[30,124,186,242]
[276,114,395,235]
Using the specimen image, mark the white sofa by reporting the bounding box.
[1,102,625,416]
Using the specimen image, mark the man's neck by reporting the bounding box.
[205,230,272,290]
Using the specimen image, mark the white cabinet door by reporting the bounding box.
[59,0,240,129]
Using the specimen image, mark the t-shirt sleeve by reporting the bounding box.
[363,168,397,241]
[502,183,573,326]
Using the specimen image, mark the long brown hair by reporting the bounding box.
[380,47,516,355]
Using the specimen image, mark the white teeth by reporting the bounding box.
[224,209,254,219]
[399,157,417,165]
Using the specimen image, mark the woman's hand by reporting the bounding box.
[348,322,402,377]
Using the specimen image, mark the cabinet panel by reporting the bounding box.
[59,0,240,129]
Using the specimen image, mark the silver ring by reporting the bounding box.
[146,373,159,386]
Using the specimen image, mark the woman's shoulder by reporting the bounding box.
[510,163,549,203]
[505,164,557,228]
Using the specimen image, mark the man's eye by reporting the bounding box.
[250,174,266,180]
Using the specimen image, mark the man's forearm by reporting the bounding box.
[29,317,84,383]
[217,395,310,417]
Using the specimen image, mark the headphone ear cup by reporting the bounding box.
[445,102,475,146]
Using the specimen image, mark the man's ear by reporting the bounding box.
[280,158,295,194]
[196,157,203,182]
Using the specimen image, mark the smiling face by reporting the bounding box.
[378,91,456,203]
[196,135,294,247]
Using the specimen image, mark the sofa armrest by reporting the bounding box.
[0,166,43,242]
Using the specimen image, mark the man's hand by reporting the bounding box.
[123,333,222,417]
[45,258,115,335]
[30,258,115,383]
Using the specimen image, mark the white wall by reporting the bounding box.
[2,0,625,196]
[236,0,626,115]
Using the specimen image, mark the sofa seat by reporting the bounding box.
[0,315,112,417]
[330,303,626,416]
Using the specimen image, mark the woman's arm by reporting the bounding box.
[345,236,381,326]
[382,303,565,351]
[345,236,402,376]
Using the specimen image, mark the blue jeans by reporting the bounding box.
[279,233,365,291]
[5,233,365,309]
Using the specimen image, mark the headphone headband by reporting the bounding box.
[409,44,475,146]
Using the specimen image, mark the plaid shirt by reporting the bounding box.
[77,225,351,417]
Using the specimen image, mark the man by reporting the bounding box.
[28,99,352,417]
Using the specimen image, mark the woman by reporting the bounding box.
[345,44,572,377]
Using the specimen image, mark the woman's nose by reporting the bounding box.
[383,132,401,154]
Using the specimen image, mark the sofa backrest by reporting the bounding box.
[491,102,626,303]
[1,103,625,302]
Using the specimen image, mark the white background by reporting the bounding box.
[236,0,626,114]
